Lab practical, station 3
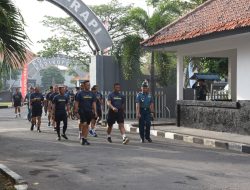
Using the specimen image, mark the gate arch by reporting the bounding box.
[41,0,113,51]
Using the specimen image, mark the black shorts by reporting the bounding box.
[14,101,21,107]
[32,107,42,117]
[107,109,124,126]
[55,112,67,122]
[79,110,93,125]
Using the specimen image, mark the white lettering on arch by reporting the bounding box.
[88,19,98,28]
[70,0,81,13]
[80,11,89,22]
[94,28,102,35]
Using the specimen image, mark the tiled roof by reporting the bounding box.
[142,0,250,47]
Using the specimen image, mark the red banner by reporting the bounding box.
[21,63,28,98]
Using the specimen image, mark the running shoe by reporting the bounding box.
[141,139,145,143]
[89,129,94,136]
[84,139,90,145]
[93,131,98,137]
[30,124,34,131]
[107,137,112,143]
[146,138,152,143]
[37,129,41,133]
[61,134,68,140]
[122,137,129,145]
[48,122,51,127]
[81,138,90,145]
[57,136,61,141]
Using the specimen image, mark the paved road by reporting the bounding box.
[0,107,250,190]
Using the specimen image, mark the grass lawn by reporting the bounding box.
[0,173,15,190]
[0,102,12,107]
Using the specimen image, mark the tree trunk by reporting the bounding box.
[150,51,155,99]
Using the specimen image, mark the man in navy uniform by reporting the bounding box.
[30,87,44,132]
[52,86,70,141]
[106,83,129,144]
[136,82,154,143]
[74,80,97,145]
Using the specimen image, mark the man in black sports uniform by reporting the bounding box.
[45,86,53,127]
[89,85,103,137]
[49,85,59,131]
[74,81,97,145]
[106,83,129,144]
[30,87,44,132]
[12,88,23,118]
[52,86,70,141]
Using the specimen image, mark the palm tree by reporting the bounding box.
[0,0,29,71]
[121,0,184,97]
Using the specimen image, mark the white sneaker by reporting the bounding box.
[123,137,129,145]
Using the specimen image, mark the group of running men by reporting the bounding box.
[13,80,155,145]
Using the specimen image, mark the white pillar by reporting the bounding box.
[177,54,184,100]
[228,52,237,101]
[237,46,250,100]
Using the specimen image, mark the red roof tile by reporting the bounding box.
[142,0,250,47]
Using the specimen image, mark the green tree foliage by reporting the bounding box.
[119,35,143,80]
[41,66,65,89]
[122,1,185,88]
[155,52,177,86]
[0,0,29,70]
[38,0,133,71]
[193,58,228,78]
[91,0,134,48]
[0,62,20,90]
[38,17,90,71]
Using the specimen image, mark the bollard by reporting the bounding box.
[176,104,181,127]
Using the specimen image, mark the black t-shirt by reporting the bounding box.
[30,93,44,109]
[95,92,103,111]
[108,92,125,110]
[13,92,22,103]
[46,91,53,100]
[49,92,59,103]
[76,90,96,112]
[53,94,68,113]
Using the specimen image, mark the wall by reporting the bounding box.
[178,100,250,135]
[90,55,119,91]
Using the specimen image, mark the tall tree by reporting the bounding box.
[38,0,133,70]
[41,66,65,89]
[121,1,185,96]
[0,0,29,70]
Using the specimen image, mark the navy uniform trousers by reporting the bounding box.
[139,108,151,140]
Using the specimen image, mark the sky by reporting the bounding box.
[13,0,151,53]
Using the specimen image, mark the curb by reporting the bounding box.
[0,106,10,109]
[0,164,28,190]
[114,124,250,154]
